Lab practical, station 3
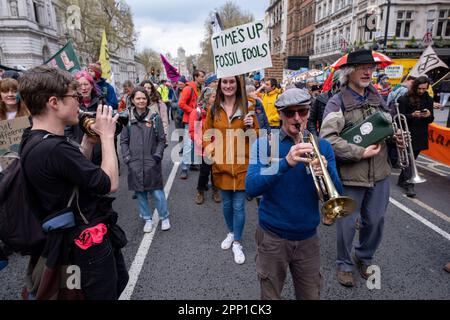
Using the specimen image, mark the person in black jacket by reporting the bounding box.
[438,76,450,107]
[397,76,434,197]
[307,70,341,137]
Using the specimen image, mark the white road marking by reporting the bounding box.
[402,195,450,224]
[389,197,450,241]
[416,163,447,177]
[119,162,180,300]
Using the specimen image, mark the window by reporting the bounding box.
[395,10,414,38]
[436,9,450,38]
[32,1,43,24]
[42,46,50,62]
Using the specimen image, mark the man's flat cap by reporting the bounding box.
[274,88,311,111]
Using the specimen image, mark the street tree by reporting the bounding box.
[198,1,254,72]
[137,48,162,80]
[59,0,137,62]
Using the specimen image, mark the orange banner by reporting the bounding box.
[422,123,450,166]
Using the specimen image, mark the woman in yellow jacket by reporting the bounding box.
[203,76,259,265]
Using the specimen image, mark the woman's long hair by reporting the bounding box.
[0,78,30,120]
[140,80,161,104]
[408,76,430,107]
[211,76,243,120]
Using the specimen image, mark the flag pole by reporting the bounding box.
[240,75,248,115]
[432,70,450,88]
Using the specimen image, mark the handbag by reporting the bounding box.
[340,111,394,148]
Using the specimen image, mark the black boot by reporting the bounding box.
[406,184,416,198]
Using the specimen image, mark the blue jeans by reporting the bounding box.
[181,124,194,171]
[136,190,169,221]
[220,190,246,242]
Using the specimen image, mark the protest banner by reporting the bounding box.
[422,123,450,166]
[211,21,272,79]
[0,116,31,170]
[44,41,81,74]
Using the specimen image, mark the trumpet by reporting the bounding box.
[78,109,129,137]
[296,125,356,223]
[392,103,426,184]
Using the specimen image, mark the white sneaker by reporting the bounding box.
[143,220,153,233]
[161,218,171,231]
[221,233,234,250]
[232,243,245,265]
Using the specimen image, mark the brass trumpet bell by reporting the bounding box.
[297,126,357,224]
[321,196,357,221]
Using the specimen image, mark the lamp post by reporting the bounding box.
[383,0,392,52]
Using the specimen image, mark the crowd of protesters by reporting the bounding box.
[0,48,449,300]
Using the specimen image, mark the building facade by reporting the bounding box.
[265,0,289,81]
[286,0,315,70]
[0,0,139,88]
[310,0,355,68]
[0,0,63,69]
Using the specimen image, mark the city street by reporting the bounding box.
[1,119,449,300]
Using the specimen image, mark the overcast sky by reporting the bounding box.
[127,0,268,57]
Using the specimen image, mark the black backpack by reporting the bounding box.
[0,133,62,255]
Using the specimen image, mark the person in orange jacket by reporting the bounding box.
[203,76,259,265]
[178,70,206,179]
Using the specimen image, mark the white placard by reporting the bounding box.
[212,21,272,79]
[385,65,404,79]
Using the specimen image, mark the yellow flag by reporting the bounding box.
[99,30,111,81]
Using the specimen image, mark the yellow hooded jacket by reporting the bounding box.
[262,88,282,127]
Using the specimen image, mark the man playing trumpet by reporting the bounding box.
[246,88,343,300]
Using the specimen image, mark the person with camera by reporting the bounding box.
[18,66,128,299]
[120,87,170,233]
[397,76,434,198]
[246,88,343,300]
[65,71,105,165]
[320,50,401,288]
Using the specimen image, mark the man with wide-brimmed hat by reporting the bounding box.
[246,88,343,299]
[320,49,402,287]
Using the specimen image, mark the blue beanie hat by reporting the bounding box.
[205,74,218,87]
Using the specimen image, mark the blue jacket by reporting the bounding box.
[246,130,343,240]
[97,78,118,110]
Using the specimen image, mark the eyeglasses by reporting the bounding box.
[61,93,83,104]
[282,108,309,118]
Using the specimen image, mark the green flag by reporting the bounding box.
[44,41,81,74]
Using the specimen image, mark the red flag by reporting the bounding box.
[322,71,333,93]
[160,54,181,82]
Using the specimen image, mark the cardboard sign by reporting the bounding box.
[212,21,272,78]
[0,116,30,170]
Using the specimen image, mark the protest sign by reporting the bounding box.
[212,21,272,79]
[0,116,30,170]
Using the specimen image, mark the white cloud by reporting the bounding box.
[129,0,268,57]
[135,18,206,56]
